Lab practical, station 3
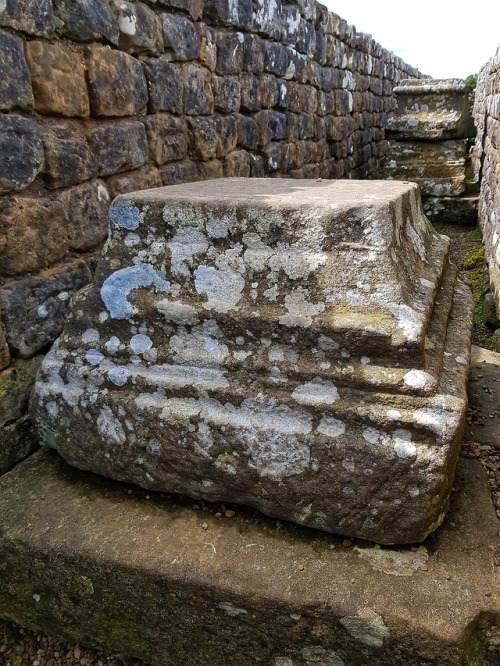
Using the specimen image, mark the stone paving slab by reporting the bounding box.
[0,449,498,666]
[468,346,500,448]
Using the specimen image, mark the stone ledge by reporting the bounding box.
[0,450,498,665]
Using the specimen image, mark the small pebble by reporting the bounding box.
[225,510,235,518]
[297,564,304,571]
[201,522,208,530]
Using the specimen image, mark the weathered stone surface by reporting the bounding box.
[143,59,183,114]
[156,0,205,21]
[0,115,43,193]
[53,0,119,44]
[187,116,218,160]
[0,0,55,37]
[236,113,259,150]
[387,79,475,140]
[87,121,148,177]
[0,29,33,111]
[215,115,237,157]
[143,114,188,165]
[467,346,500,448]
[106,165,163,199]
[196,158,224,181]
[196,22,217,71]
[0,415,38,476]
[224,149,251,176]
[0,356,42,429]
[239,72,261,111]
[162,13,199,61]
[0,196,67,276]
[25,41,89,117]
[255,109,287,146]
[159,160,197,186]
[0,259,92,358]
[183,64,214,114]
[422,195,478,226]
[0,319,10,370]
[57,180,111,251]
[32,179,473,544]
[0,450,498,664]
[384,140,467,196]
[212,75,241,113]
[86,45,148,117]
[216,31,245,74]
[116,1,164,55]
[40,123,96,189]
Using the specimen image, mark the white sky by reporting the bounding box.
[322,0,500,78]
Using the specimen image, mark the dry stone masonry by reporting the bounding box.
[31,178,474,544]
[384,79,477,225]
[473,46,500,326]
[0,0,424,473]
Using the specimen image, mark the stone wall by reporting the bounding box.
[473,45,500,323]
[0,0,423,472]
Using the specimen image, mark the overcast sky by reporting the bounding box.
[322,1,500,78]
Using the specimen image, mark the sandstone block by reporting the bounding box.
[116,1,163,55]
[216,31,244,75]
[162,13,199,61]
[0,415,38,476]
[236,114,259,150]
[243,34,264,74]
[31,179,473,544]
[196,158,223,181]
[86,46,148,117]
[143,59,183,114]
[215,115,237,157]
[53,0,119,44]
[87,121,148,177]
[255,110,287,146]
[40,123,96,189]
[239,73,261,112]
[0,319,10,370]
[212,76,241,113]
[0,0,55,37]
[187,116,218,160]
[25,41,89,117]
[183,64,213,115]
[0,197,67,276]
[0,259,92,358]
[106,165,162,199]
[224,149,251,177]
[384,140,467,197]
[387,79,475,140]
[143,115,188,165]
[0,115,43,193]
[0,356,42,429]
[259,73,279,108]
[196,23,216,72]
[159,160,197,186]
[0,29,33,111]
[58,180,110,251]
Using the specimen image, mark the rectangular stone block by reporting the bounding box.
[187,116,218,160]
[216,31,244,75]
[25,41,89,117]
[40,123,96,189]
[387,79,475,140]
[143,59,183,114]
[0,258,92,358]
[0,114,44,194]
[86,45,148,117]
[384,140,467,197]
[0,415,38,476]
[105,165,163,199]
[0,196,67,276]
[143,114,188,165]
[162,13,199,61]
[31,179,474,544]
[159,160,197,186]
[116,1,164,55]
[0,29,33,111]
[87,121,148,177]
[0,356,42,429]
[53,0,119,44]
[212,75,241,113]
[0,0,55,37]
[183,64,214,115]
[57,180,111,251]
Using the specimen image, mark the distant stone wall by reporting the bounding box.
[0,0,423,472]
[473,45,500,321]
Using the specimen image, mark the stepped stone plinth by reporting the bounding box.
[31,178,474,544]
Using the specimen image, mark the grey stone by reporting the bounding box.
[57,180,111,251]
[0,451,498,664]
[159,160,197,186]
[212,76,241,113]
[0,356,42,429]
[0,415,38,476]
[31,179,473,544]
[254,110,287,146]
[196,22,216,72]
[87,121,148,177]
[252,0,282,39]
[0,29,34,111]
[224,149,251,177]
[143,59,183,114]
[106,165,163,199]
[143,114,188,165]
[156,0,205,21]
[162,13,199,61]
[239,72,261,112]
[216,31,245,75]
[422,195,478,226]
[387,79,475,140]
[40,123,96,190]
[187,116,219,160]
[86,45,148,117]
[215,115,237,157]
[203,0,252,29]
[196,159,223,181]
[263,41,289,78]
[236,114,259,150]
[183,64,214,115]
[53,0,119,44]
[0,0,55,37]
[482,292,499,327]
[116,1,164,55]
[243,34,264,74]
[0,115,43,193]
[0,258,92,358]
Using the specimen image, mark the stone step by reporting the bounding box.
[0,450,498,666]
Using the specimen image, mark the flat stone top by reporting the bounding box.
[395,78,471,95]
[119,178,420,208]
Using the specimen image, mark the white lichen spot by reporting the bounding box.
[82,328,100,344]
[339,609,389,648]
[101,265,170,319]
[218,602,248,617]
[194,264,245,313]
[318,335,339,351]
[46,401,59,419]
[403,369,428,389]
[98,311,109,323]
[118,5,137,35]
[360,356,371,365]
[167,228,209,277]
[57,291,70,301]
[268,347,284,362]
[206,217,230,238]
[292,379,339,406]
[263,284,279,301]
[109,200,142,230]
[124,233,141,247]
[393,429,416,458]
[130,334,153,354]
[363,427,381,444]
[37,305,48,318]
[409,487,420,497]
[317,417,345,438]
[455,355,467,365]
[97,406,126,445]
[108,366,129,386]
[156,299,199,326]
[290,613,301,621]
[387,409,402,421]
[280,288,325,327]
[32,594,41,603]
[235,336,245,345]
[105,336,121,354]
[170,321,229,365]
[86,349,104,366]
[234,350,252,361]
[343,486,354,495]
[97,183,109,202]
